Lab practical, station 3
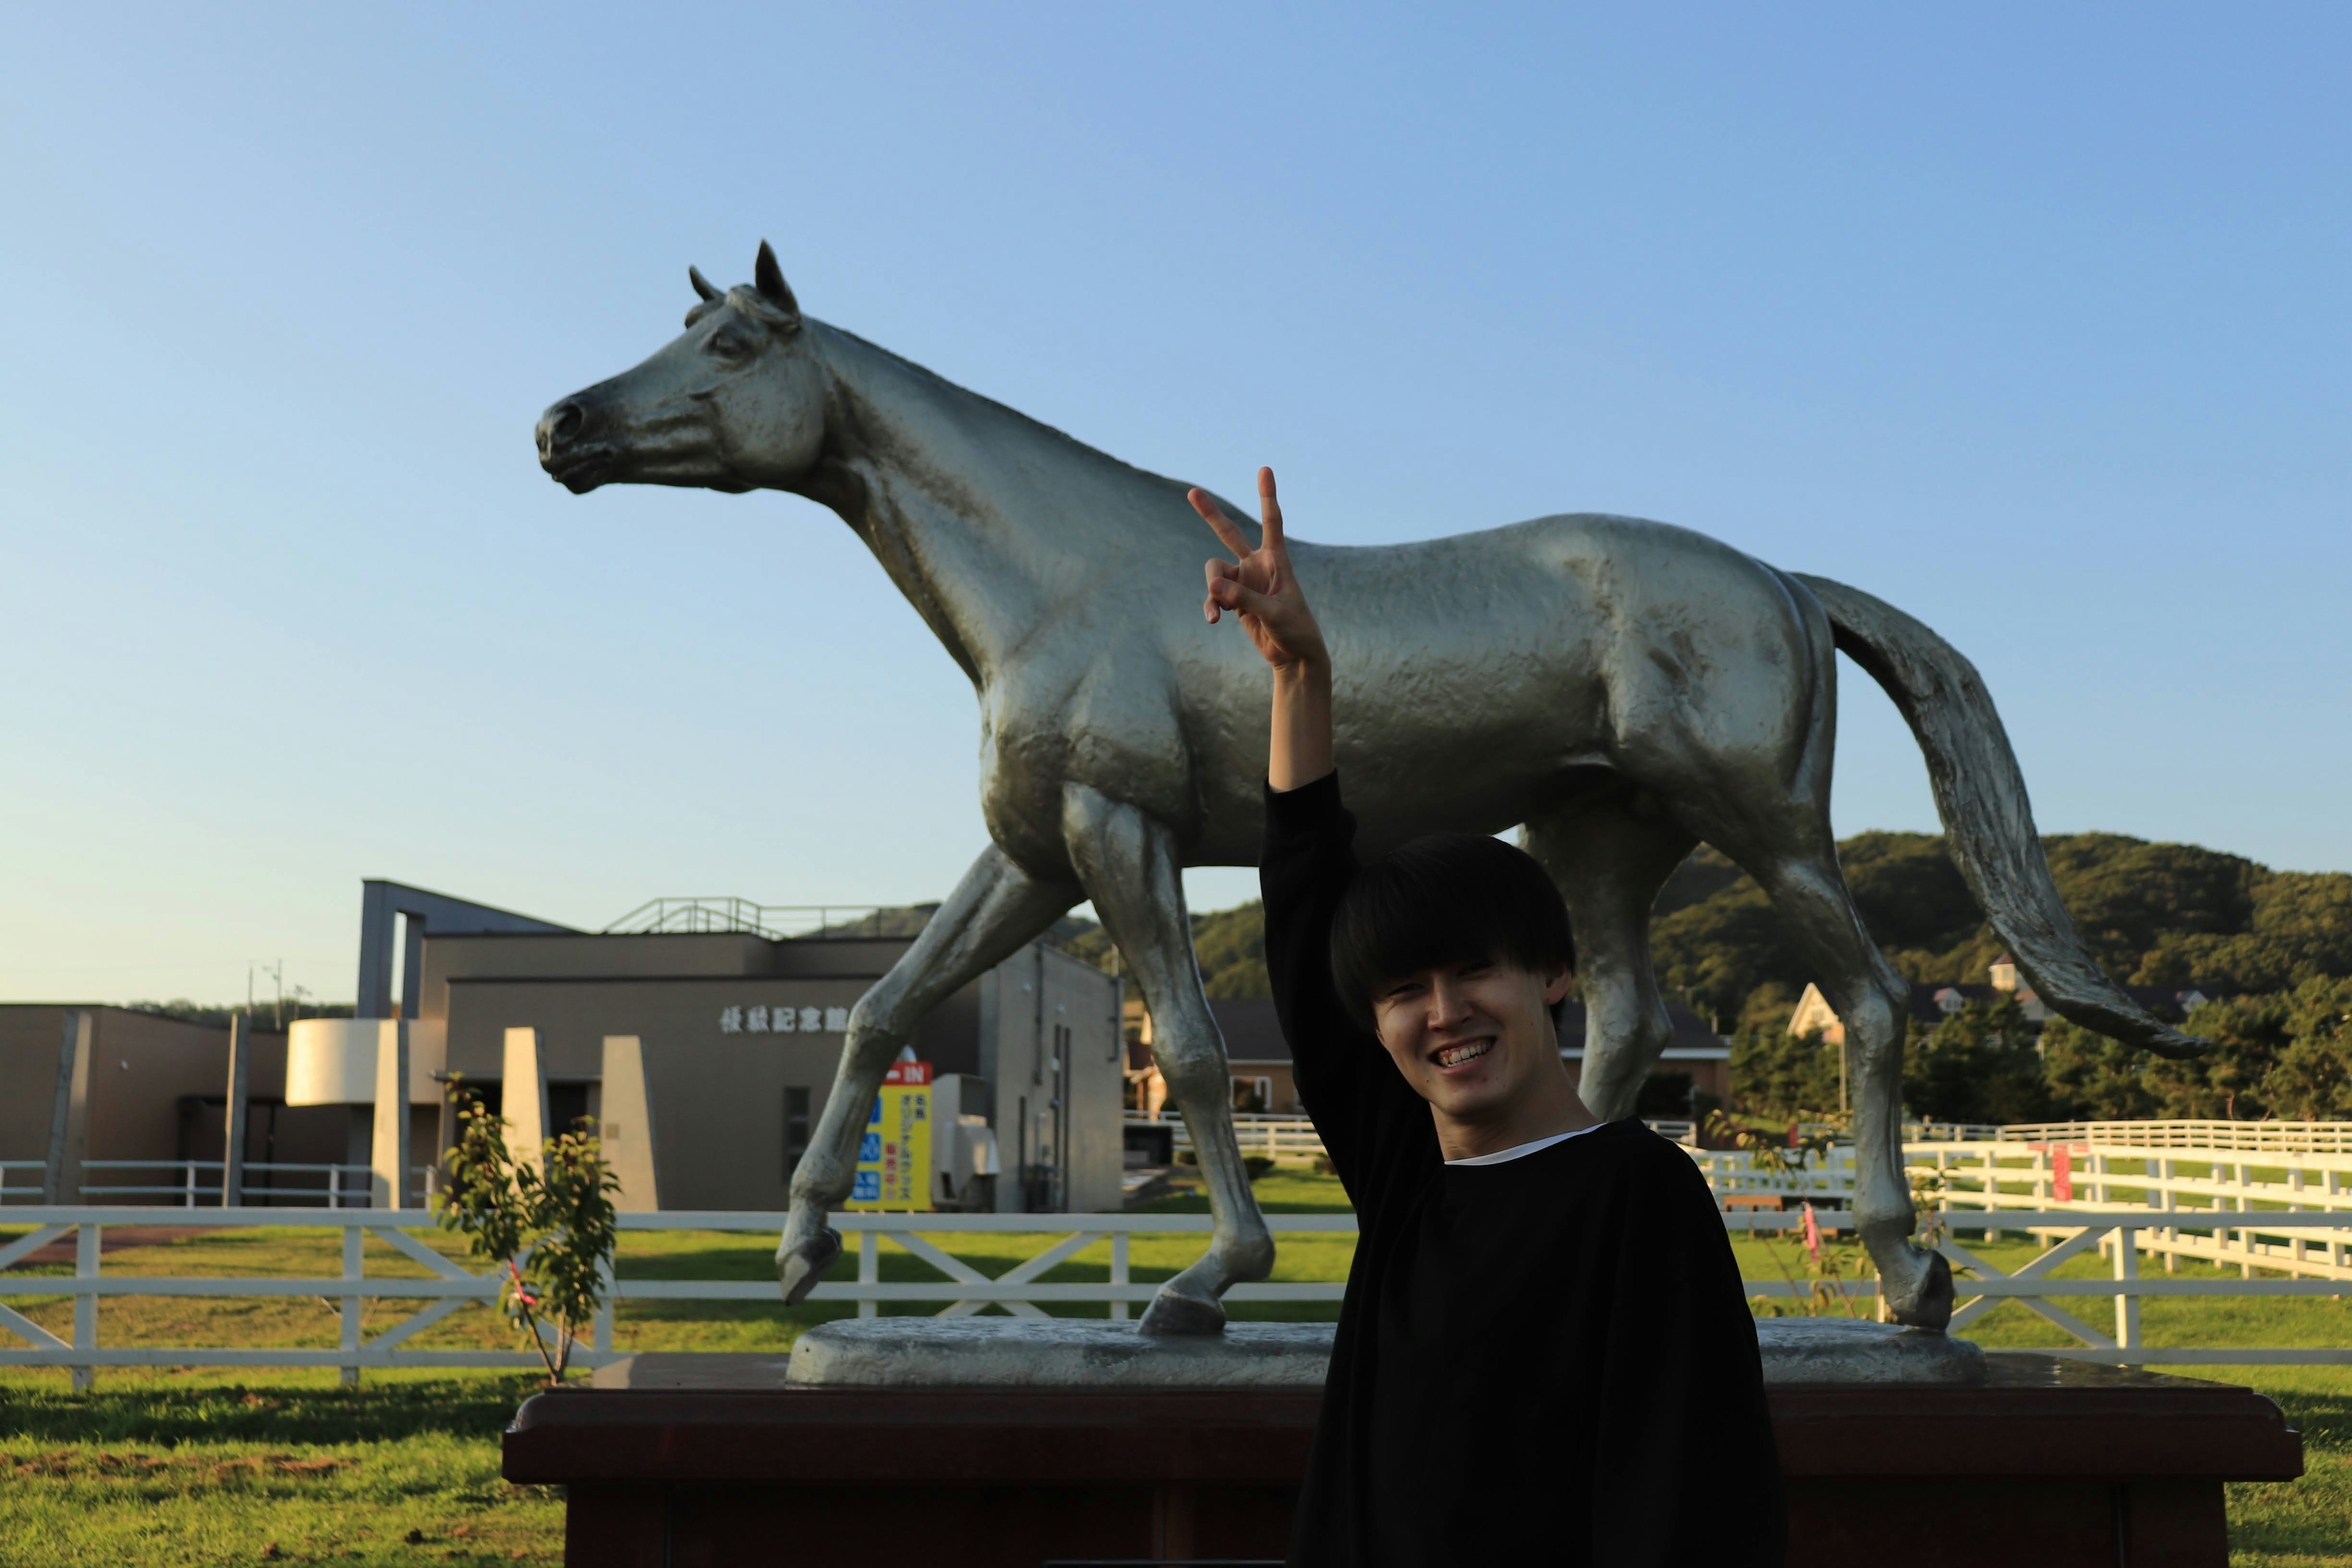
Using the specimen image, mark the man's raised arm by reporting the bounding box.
[1189,467,1332,791]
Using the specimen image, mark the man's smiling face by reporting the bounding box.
[1369,959,1575,1121]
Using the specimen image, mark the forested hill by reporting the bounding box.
[1067,832,2352,1023]
[1652,832,2352,1025]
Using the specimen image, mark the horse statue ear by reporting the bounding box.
[754,241,801,322]
[689,266,723,302]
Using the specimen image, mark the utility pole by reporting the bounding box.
[251,960,285,1030]
[222,1012,252,1208]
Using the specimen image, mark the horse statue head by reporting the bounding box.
[536,241,829,495]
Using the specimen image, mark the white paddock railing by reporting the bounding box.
[1130,1115,1329,1161]
[2,1161,434,1208]
[2,1206,2349,1384]
[1997,1120,2352,1155]
[1914,1140,2352,1281]
[0,1208,1346,1385]
[1697,1139,2352,1283]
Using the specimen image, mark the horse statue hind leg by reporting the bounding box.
[1523,579,1958,1326]
[1063,783,1275,1335]
[1518,788,1699,1126]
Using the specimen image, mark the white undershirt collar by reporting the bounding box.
[1444,1121,1606,1167]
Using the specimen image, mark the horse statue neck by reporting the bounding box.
[788,321,1193,690]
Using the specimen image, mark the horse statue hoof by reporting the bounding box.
[777,1224,843,1306]
[1880,1245,1956,1331]
[1137,1285,1229,1338]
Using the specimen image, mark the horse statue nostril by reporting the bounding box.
[538,399,587,459]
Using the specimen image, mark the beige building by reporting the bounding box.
[0,1006,361,1202]
[405,922,1124,1212]
[5,885,1125,1215]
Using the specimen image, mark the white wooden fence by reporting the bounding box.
[4,1204,2348,1384]
[1910,1139,2352,1281]
[0,1160,434,1208]
[1996,1120,2352,1155]
[1131,1115,1330,1161]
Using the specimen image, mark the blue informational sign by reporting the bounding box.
[859,1131,881,1162]
[851,1169,881,1202]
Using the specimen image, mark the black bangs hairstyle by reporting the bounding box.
[1329,832,1576,1033]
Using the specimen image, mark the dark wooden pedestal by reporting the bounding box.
[503,1352,2301,1567]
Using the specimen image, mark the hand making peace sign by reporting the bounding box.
[1189,467,1329,674]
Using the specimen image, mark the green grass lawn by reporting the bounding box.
[0,1166,2344,1564]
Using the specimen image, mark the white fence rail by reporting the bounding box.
[1130,1115,1330,1161]
[1693,1137,2352,1284]
[1996,1120,2352,1155]
[1912,1139,2352,1281]
[1,1161,434,1208]
[3,1205,2348,1383]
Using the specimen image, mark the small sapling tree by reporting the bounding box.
[1706,1107,1864,1319]
[435,1081,620,1385]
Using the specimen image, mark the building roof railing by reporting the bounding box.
[601,898,933,941]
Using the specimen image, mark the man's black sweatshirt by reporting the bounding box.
[1264,772,1786,1567]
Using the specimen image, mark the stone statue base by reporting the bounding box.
[786,1319,1334,1388]
[529,1351,2294,1567]
[770,1314,1983,1389]
[1753,1316,1986,1384]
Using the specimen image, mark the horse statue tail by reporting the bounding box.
[1793,572,2207,1060]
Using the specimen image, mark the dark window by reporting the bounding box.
[548,1082,592,1137]
[783,1087,812,1181]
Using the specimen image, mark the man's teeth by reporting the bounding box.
[1436,1039,1493,1068]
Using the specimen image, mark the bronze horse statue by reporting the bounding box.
[538,243,2200,1333]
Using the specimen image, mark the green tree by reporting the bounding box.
[1902,999,2049,1124]
[1193,902,1273,998]
[435,1089,620,1385]
[1726,983,1841,1120]
[2143,994,2289,1120]
[2259,977,2352,1120]
[2039,1016,2163,1120]
[2137,873,2352,994]
[1652,888,1798,1023]
[1065,902,1273,1000]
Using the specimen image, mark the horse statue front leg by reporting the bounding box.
[1063,783,1275,1335]
[777,844,1079,1302]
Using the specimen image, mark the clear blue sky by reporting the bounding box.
[2,6,2345,1005]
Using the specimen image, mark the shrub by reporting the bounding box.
[434,1085,619,1385]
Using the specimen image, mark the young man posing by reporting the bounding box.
[1192,470,1785,1567]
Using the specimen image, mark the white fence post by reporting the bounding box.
[593,1254,616,1359]
[1109,1231,1130,1322]
[2237,1161,2252,1279]
[858,1228,879,1319]
[339,1223,364,1387]
[2113,1224,2140,1355]
[70,1223,99,1392]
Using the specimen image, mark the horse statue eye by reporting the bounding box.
[707,331,750,361]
